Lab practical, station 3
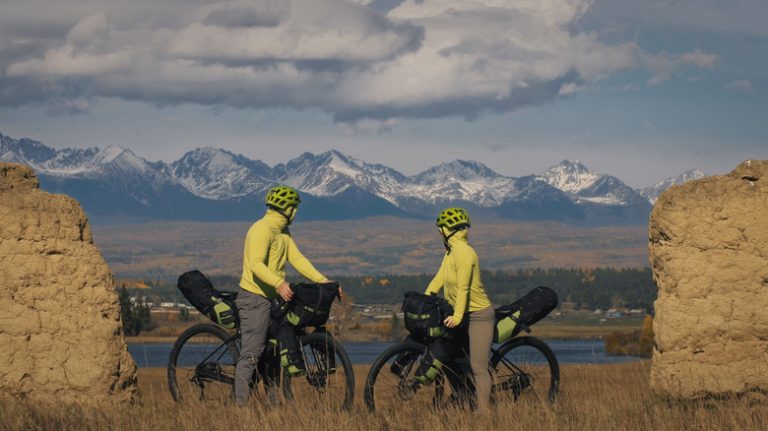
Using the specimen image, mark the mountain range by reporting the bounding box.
[0,132,706,225]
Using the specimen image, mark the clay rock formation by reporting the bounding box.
[649,160,768,398]
[0,162,137,403]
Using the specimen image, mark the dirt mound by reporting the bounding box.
[0,163,137,403]
[649,160,768,398]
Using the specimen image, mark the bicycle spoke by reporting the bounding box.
[491,338,558,405]
[169,325,237,404]
[283,333,353,410]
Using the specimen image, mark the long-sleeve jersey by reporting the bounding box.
[239,210,327,298]
[425,229,492,325]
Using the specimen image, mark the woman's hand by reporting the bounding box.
[443,316,459,328]
[322,279,343,301]
[277,281,294,302]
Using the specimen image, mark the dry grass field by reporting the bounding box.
[2,361,766,431]
[92,217,648,278]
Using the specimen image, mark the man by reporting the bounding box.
[235,185,330,406]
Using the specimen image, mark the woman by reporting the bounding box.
[423,207,494,412]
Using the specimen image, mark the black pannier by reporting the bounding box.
[177,270,238,329]
[402,291,453,339]
[283,282,340,328]
[494,286,558,343]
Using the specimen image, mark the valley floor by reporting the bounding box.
[2,362,766,431]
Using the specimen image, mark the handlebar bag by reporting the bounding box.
[177,270,238,329]
[402,291,453,339]
[285,282,340,328]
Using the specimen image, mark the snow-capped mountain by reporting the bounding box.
[1,131,696,224]
[639,169,707,204]
[273,150,408,199]
[170,147,272,199]
[541,160,648,207]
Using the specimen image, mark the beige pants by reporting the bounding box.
[469,306,495,412]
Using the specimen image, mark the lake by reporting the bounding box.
[128,339,642,368]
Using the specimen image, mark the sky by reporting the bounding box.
[0,0,766,188]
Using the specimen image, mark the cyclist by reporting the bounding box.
[416,207,495,412]
[234,185,333,406]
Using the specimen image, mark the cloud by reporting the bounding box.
[727,79,753,93]
[558,82,583,96]
[202,0,290,28]
[0,0,716,124]
[645,49,717,85]
[170,0,423,64]
[337,118,400,135]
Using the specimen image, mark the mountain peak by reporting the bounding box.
[555,159,590,173]
[542,160,601,193]
[415,159,500,182]
[639,168,707,204]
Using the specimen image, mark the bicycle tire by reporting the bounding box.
[282,331,355,410]
[167,323,239,403]
[364,341,450,412]
[490,336,560,404]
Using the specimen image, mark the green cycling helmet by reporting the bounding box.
[436,207,470,230]
[265,185,301,210]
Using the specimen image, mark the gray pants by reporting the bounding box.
[469,306,495,412]
[234,289,272,405]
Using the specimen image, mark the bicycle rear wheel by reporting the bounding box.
[282,331,355,410]
[364,342,449,412]
[167,323,239,403]
[490,336,559,404]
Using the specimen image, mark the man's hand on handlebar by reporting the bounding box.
[277,281,294,302]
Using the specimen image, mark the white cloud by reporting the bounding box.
[644,49,718,85]
[558,82,583,96]
[0,0,718,124]
[681,50,717,69]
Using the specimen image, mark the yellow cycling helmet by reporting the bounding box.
[265,185,301,210]
[436,207,470,231]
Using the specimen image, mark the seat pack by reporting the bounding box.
[177,270,238,329]
[494,286,558,343]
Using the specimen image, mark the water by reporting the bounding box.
[128,338,642,368]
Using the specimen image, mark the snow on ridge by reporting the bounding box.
[541,159,601,193]
[639,168,707,204]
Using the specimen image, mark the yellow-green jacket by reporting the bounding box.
[240,210,327,298]
[425,229,492,325]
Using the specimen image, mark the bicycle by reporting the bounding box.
[167,287,355,409]
[363,309,560,412]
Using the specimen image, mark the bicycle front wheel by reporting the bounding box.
[490,336,559,404]
[364,341,448,412]
[167,323,239,403]
[282,331,355,410]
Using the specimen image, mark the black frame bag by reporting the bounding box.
[402,291,453,339]
[177,270,238,329]
[494,286,558,342]
[283,282,340,328]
